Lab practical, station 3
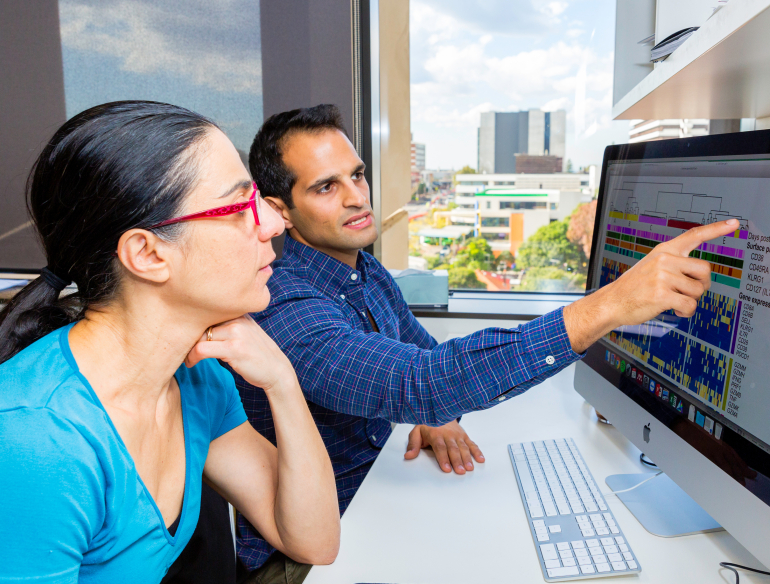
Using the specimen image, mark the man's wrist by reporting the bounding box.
[564,285,619,353]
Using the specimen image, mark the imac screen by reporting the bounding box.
[587,146,770,506]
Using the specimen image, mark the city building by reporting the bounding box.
[410,135,426,188]
[628,119,709,143]
[514,154,563,174]
[441,171,596,254]
[477,109,566,174]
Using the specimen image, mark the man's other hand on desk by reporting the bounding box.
[404,420,485,474]
[564,219,740,353]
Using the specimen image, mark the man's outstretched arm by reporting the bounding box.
[259,219,738,427]
[563,219,738,352]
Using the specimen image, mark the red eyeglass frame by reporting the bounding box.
[148,182,261,229]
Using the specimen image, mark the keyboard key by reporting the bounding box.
[586,539,600,548]
[581,528,595,537]
[539,543,556,553]
[577,555,592,566]
[614,536,625,545]
[589,514,602,521]
[532,520,545,528]
[574,548,589,557]
[530,508,544,518]
[612,561,627,571]
[544,559,561,569]
[607,553,622,562]
[600,538,614,546]
[603,545,619,554]
[570,540,585,549]
[547,567,580,578]
[557,542,571,551]
[603,512,613,521]
[593,554,607,564]
[609,526,620,534]
[559,550,573,559]
[536,533,549,542]
[623,552,634,562]
[576,515,589,523]
[581,565,596,574]
[549,525,561,533]
[562,558,577,567]
[589,547,604,557]
[592,520,606,528]
[618,544,629,553]
[627,560,638,570]
[596,527,610,535]
[595,563,611,573]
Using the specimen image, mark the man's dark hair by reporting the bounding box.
[249,104,348,209]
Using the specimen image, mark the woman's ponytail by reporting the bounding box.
[0,273,78,363]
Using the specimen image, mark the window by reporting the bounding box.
[1,0,262,270]
[408,0,619,291]
[481,232,509,241]
[500,202,547,210]
[481,217,510,228]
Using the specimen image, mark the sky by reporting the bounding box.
[58,0,263,153]
[410,0,630,171]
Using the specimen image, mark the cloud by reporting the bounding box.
[59,0,261,95]
[413,0,566,37]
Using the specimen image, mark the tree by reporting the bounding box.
[448,266,486,289]
[516,220,585,271]
[496,251,515,269]
[452,165,477,185]
[566,159,574,173]
[567,199,597,258]
[453,237,494,271]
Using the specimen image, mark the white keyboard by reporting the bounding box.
[508,438,641,581]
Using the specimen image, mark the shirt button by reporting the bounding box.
[351,273,358,281]
[498,396,506,402]
[340,294,345,300]
[371,435,376,441]
[546,355,555,365]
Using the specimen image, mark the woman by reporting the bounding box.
[0,101,340,582]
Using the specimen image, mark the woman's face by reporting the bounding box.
[169,128,283,321]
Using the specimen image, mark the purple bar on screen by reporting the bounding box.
[731,301,742,355]
[639,215,667,226]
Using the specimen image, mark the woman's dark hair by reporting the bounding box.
[0,100,217,364]
[248,104,348,209]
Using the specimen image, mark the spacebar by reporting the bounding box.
[547,567,580,577]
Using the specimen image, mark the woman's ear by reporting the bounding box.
[116,229,173,284]
[264,197,295,230]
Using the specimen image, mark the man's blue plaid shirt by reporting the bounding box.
[233,235,583,571]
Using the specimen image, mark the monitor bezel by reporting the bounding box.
[584,129,770,510]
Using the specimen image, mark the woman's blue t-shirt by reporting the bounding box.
[0,323,248,583]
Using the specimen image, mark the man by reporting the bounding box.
[233,104,736,583]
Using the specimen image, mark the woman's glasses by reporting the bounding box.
[147,182,261,230]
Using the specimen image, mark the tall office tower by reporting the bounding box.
[628,119,710,143]
[477,109,566,174]
[410,136,426,171]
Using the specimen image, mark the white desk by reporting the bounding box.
[306,365,764,584]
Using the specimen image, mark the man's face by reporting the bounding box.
[278,129,378,255]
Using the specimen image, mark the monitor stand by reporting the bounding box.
[605,473,724,537]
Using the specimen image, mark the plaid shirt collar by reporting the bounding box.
[281,234,372,297]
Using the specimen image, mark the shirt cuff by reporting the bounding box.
[519,306,585,378]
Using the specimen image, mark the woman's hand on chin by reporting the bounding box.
[185,315,297,393]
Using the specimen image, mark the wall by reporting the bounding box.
[377,0,411,269]
[0,0,66,271]
[260,0,354,257]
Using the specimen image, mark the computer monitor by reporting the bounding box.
[574,130,770,568]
